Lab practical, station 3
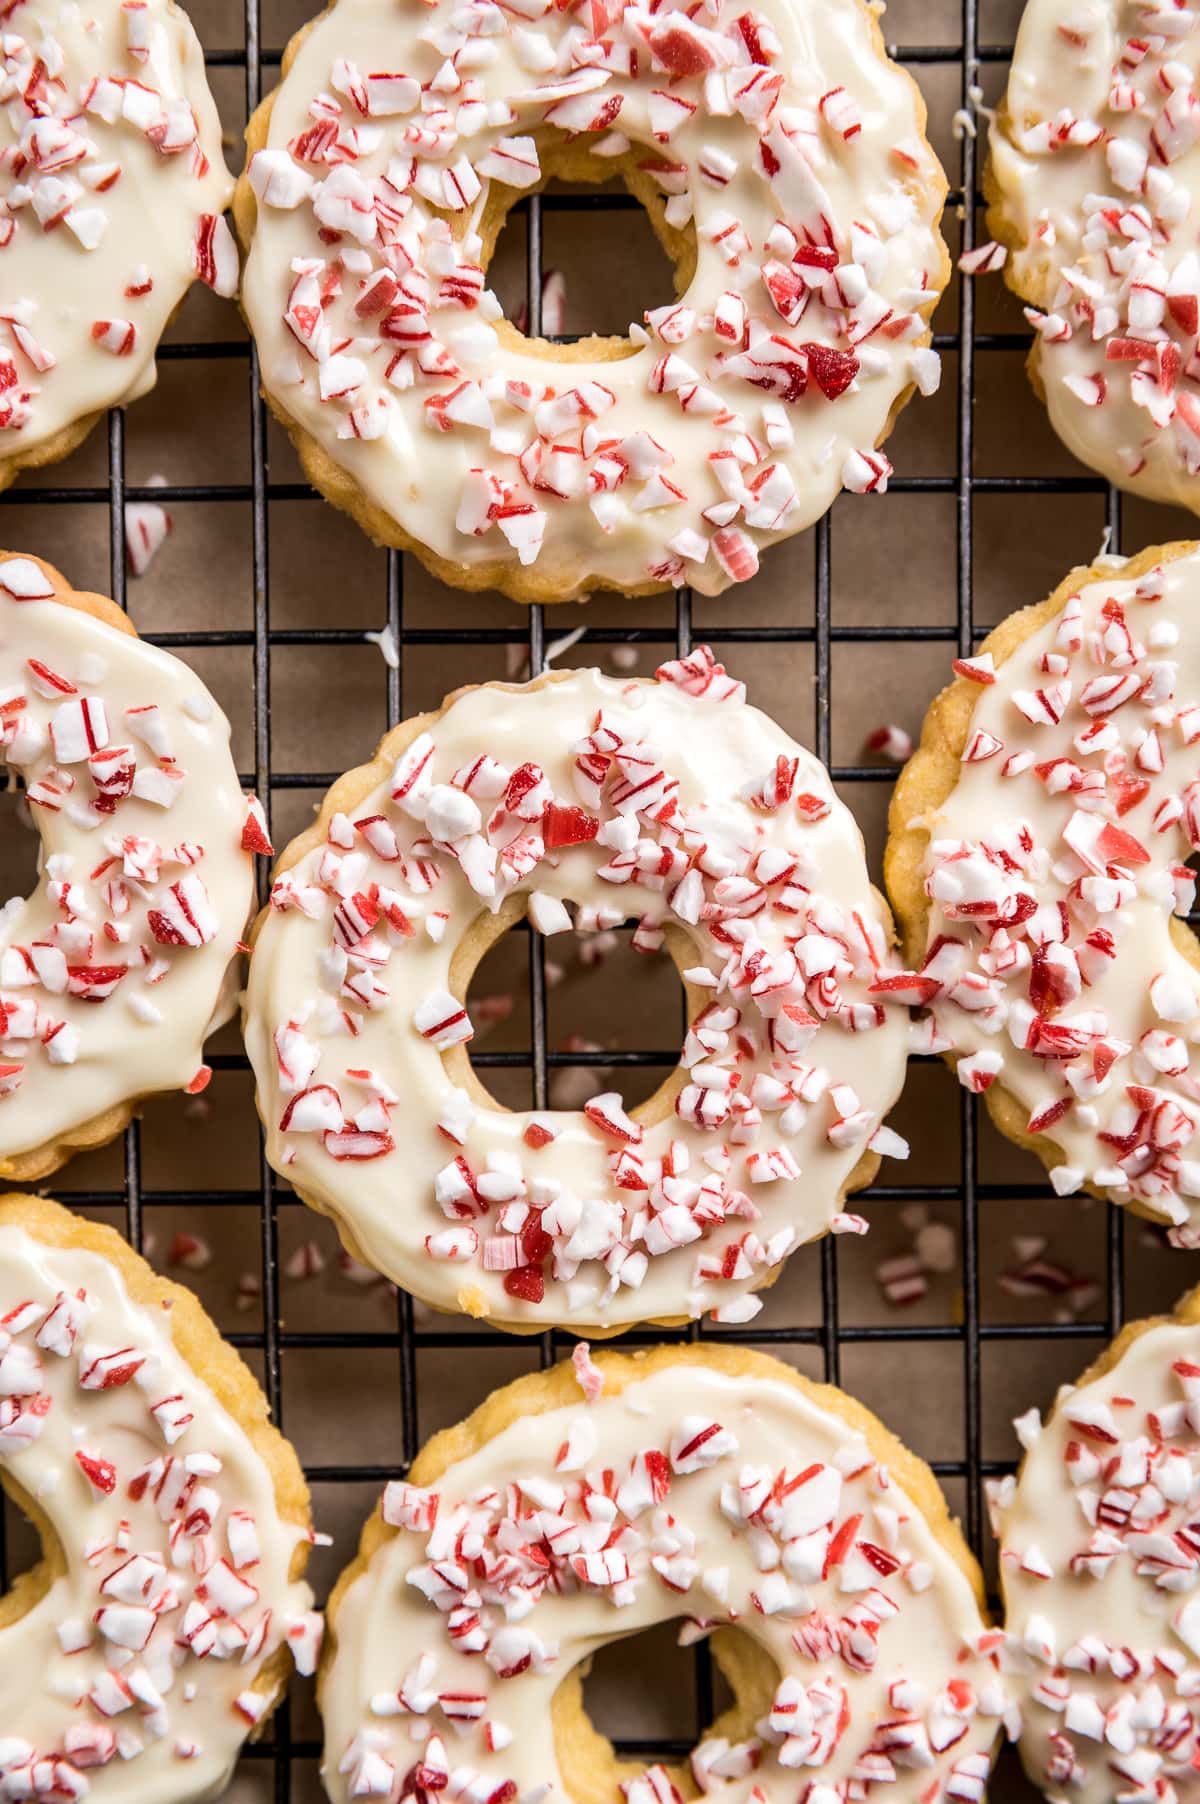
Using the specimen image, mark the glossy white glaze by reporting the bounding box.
[0,1222,318,1802]
[998,1313,1200,1803]
[323,1361,1003,1804]
[240,0,946,596]
[0,0,235,469]
[243,657,910,1330]
[991,0,1200,510]
[912,548,1200,1236]
[0,564,256,1165]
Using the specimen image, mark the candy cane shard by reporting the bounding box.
[244,658,910,1331]
[322,1350,1003,1804]
[989,0,1200,513]
[0,1198,319,1797]
[0,1,234,487]
[997,1293,1200,1804]
[237,0,947,599]
[0,557,256,1179]
[889,543,1200,1241]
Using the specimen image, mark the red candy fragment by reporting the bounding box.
[542,803,598,848]
[75,1450,117,1493]
[241,792,274,855]
[801,342,859,400]
[503,1264,545,1302]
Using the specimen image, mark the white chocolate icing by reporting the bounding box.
[990,0,1200,509]
[0,561,258,1165]
[0,1221,319,1801]
[0,0,235,466]
[910,547,1200,1237]
[322,1359,1004,1804]
[243,653,910,1330]
[996,1312,1200,1804]
[239,0,946,598]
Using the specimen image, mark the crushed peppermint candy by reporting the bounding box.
[992,0,1200,506]
[998,1309,1200,1804]
[244,657,911,1330]
[0,1209,319,1799]
[325,1357,1004,1804]
[245,656,909,1334]
[124,500,172,578]
[0,561,256,1168]
[239,0,946,597]
[0,0,234,471]
[998,1233,1100,1322]
[865,723,914,764]
[904,550,1200,1235]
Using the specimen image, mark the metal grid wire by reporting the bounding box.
[0,0,1140,1793]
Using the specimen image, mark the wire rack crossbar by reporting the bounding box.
[0,4,1133,1793]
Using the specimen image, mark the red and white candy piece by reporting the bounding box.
[0,1,233,480]
[909,549,1200,1236]
[322,1356,1001,1804]
[998,1305,1200,1804]
[239,0,946,597]
[991,0,1200,512]
[0,557,256,1174]
[244,660,910,1331]
[0,1212,318,1797]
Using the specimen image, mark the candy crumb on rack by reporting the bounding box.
[285,1239,328,1281]
[957,242,1007,276]
[235,1272,262,1313]
[124,499,172,577]
[864,723,914,763]
[168,1230,212,1272]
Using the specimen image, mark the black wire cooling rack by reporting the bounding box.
[0,0,1144,1794]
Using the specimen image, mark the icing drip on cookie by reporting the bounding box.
[910,548,1200,1236]
[0,561,257,1166]
[322,1361,1004,1804]
[239,0,946,596]
[0,1223,319,1801]
[996,1313,1200,1804]
[0,0,234,465]
[992,0,1200,508]
[243,654,910,1330]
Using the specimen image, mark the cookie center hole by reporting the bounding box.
[483,143,683,351]
[559,1622,775,1803]
[584,1622,734,1754]
[0,783,38,909]
[465,910,685,1113]
[1,1483,47,1596]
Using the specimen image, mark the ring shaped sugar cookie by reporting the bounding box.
[320,1344,1004,1804]
[987,0,1200,511]
[0,552,262,1182]
[995,1284,1200,1803]
[0,0,236,489]
[886,541,1200,1239]
[243,652,911,1334]
[234,0,948,602]
[0,1191,321,1800]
